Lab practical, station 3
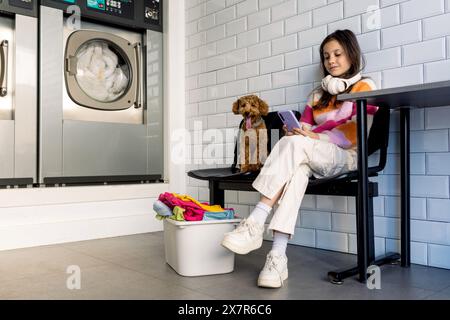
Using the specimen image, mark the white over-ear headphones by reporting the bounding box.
[321,72,362,95]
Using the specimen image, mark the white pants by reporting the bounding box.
[252,135,357,236]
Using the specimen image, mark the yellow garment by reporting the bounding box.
[172,193,225,212]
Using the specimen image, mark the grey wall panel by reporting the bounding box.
[63,120,147,176]
[39,6,64,182]
[0,121,14,178]
[146,29,164,176]
[15,15,38,181]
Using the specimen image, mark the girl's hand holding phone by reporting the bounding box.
[282,125,294,136]
[283,124,319,139]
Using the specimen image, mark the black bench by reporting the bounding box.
[188,107,400,284]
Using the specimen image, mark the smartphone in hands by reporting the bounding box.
[277,110,301,132]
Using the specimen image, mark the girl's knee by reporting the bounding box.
[278,135,308,151]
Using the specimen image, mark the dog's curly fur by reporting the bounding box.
[233,95,269,173]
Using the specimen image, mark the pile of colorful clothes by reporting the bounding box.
[153,192,235,221]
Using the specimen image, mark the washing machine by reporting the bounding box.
[0,1,38,187]
[39,0,164,185]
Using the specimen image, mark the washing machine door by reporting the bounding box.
[64,30,140,111]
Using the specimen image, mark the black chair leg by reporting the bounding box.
[209,181,225,207]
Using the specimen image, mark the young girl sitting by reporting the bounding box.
[221,29,378,288]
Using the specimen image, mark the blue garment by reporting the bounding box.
[202,209,235,221]
[153,200,173,217]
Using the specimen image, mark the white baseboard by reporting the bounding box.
[0,184,168,251]
[0,213,163,251]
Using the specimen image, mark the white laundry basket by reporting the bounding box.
[163,218,241,277]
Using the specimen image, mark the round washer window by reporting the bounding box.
[74,40,132,103]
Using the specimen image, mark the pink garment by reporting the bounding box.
[158,192,205,221]
[301,102,378,149]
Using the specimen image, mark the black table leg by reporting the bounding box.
[355,98,371,281]
[400,108,411,267]
[209,180,225,207]
[327,104,401,284]
[328,99,371,284]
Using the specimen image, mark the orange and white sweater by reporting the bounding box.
[300,78,379,150]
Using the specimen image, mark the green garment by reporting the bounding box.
[170,206,186,221]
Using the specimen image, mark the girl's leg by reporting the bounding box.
[247,186,284,226]
[252,135,315,201]
[222,136,315,255]
[221,181,286,255]
[260,186,284,207]
[266,138,355,236]
[257,164,312,289]
[258,141,356,288]
[248,135,315,226]
[271,230,289,255]
[257,230,290,288]
[267,164,312,236]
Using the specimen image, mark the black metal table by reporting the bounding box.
[338,80,450,277]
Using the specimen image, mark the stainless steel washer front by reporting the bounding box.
[39,4,163,184]
[0,11,38,185]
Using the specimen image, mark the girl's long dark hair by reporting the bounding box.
[315,29,366,109]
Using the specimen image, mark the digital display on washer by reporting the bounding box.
[50,0,76,4]
[86,0,134,19]
[87,0,105,10]
[107,0,134,19]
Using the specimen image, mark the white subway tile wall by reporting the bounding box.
[424,59,450,82]
[185,0,450,269]
[349,234,386,257]
[361,5,400,33]
[400,0,444,23]
[329,15,361,34]
[290,227,316,246]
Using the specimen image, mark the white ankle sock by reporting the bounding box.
[271,231,289,255]
[248,201,272,226]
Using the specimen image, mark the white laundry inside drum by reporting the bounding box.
[75,40,130,102]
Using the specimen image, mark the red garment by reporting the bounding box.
[158,192,205,221]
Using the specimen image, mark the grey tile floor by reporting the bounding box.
[0,232,449,300]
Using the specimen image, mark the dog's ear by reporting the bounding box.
[258,97,269,116]
[232,98,240,114]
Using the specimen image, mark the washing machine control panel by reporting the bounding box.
[86,0,134,20]
[4,0,37,17]
[43,0,162,31]
[8,0,33,10]
[143,0,160,25]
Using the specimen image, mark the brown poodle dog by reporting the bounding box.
[232,95,269,173]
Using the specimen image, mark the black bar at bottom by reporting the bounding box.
[400,108,411,267]
[0,178,33,187]
[328,252,401,284]
[43,175,162,185]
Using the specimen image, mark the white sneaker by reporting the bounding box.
[221,217,264,255]
[257,250,288,288]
